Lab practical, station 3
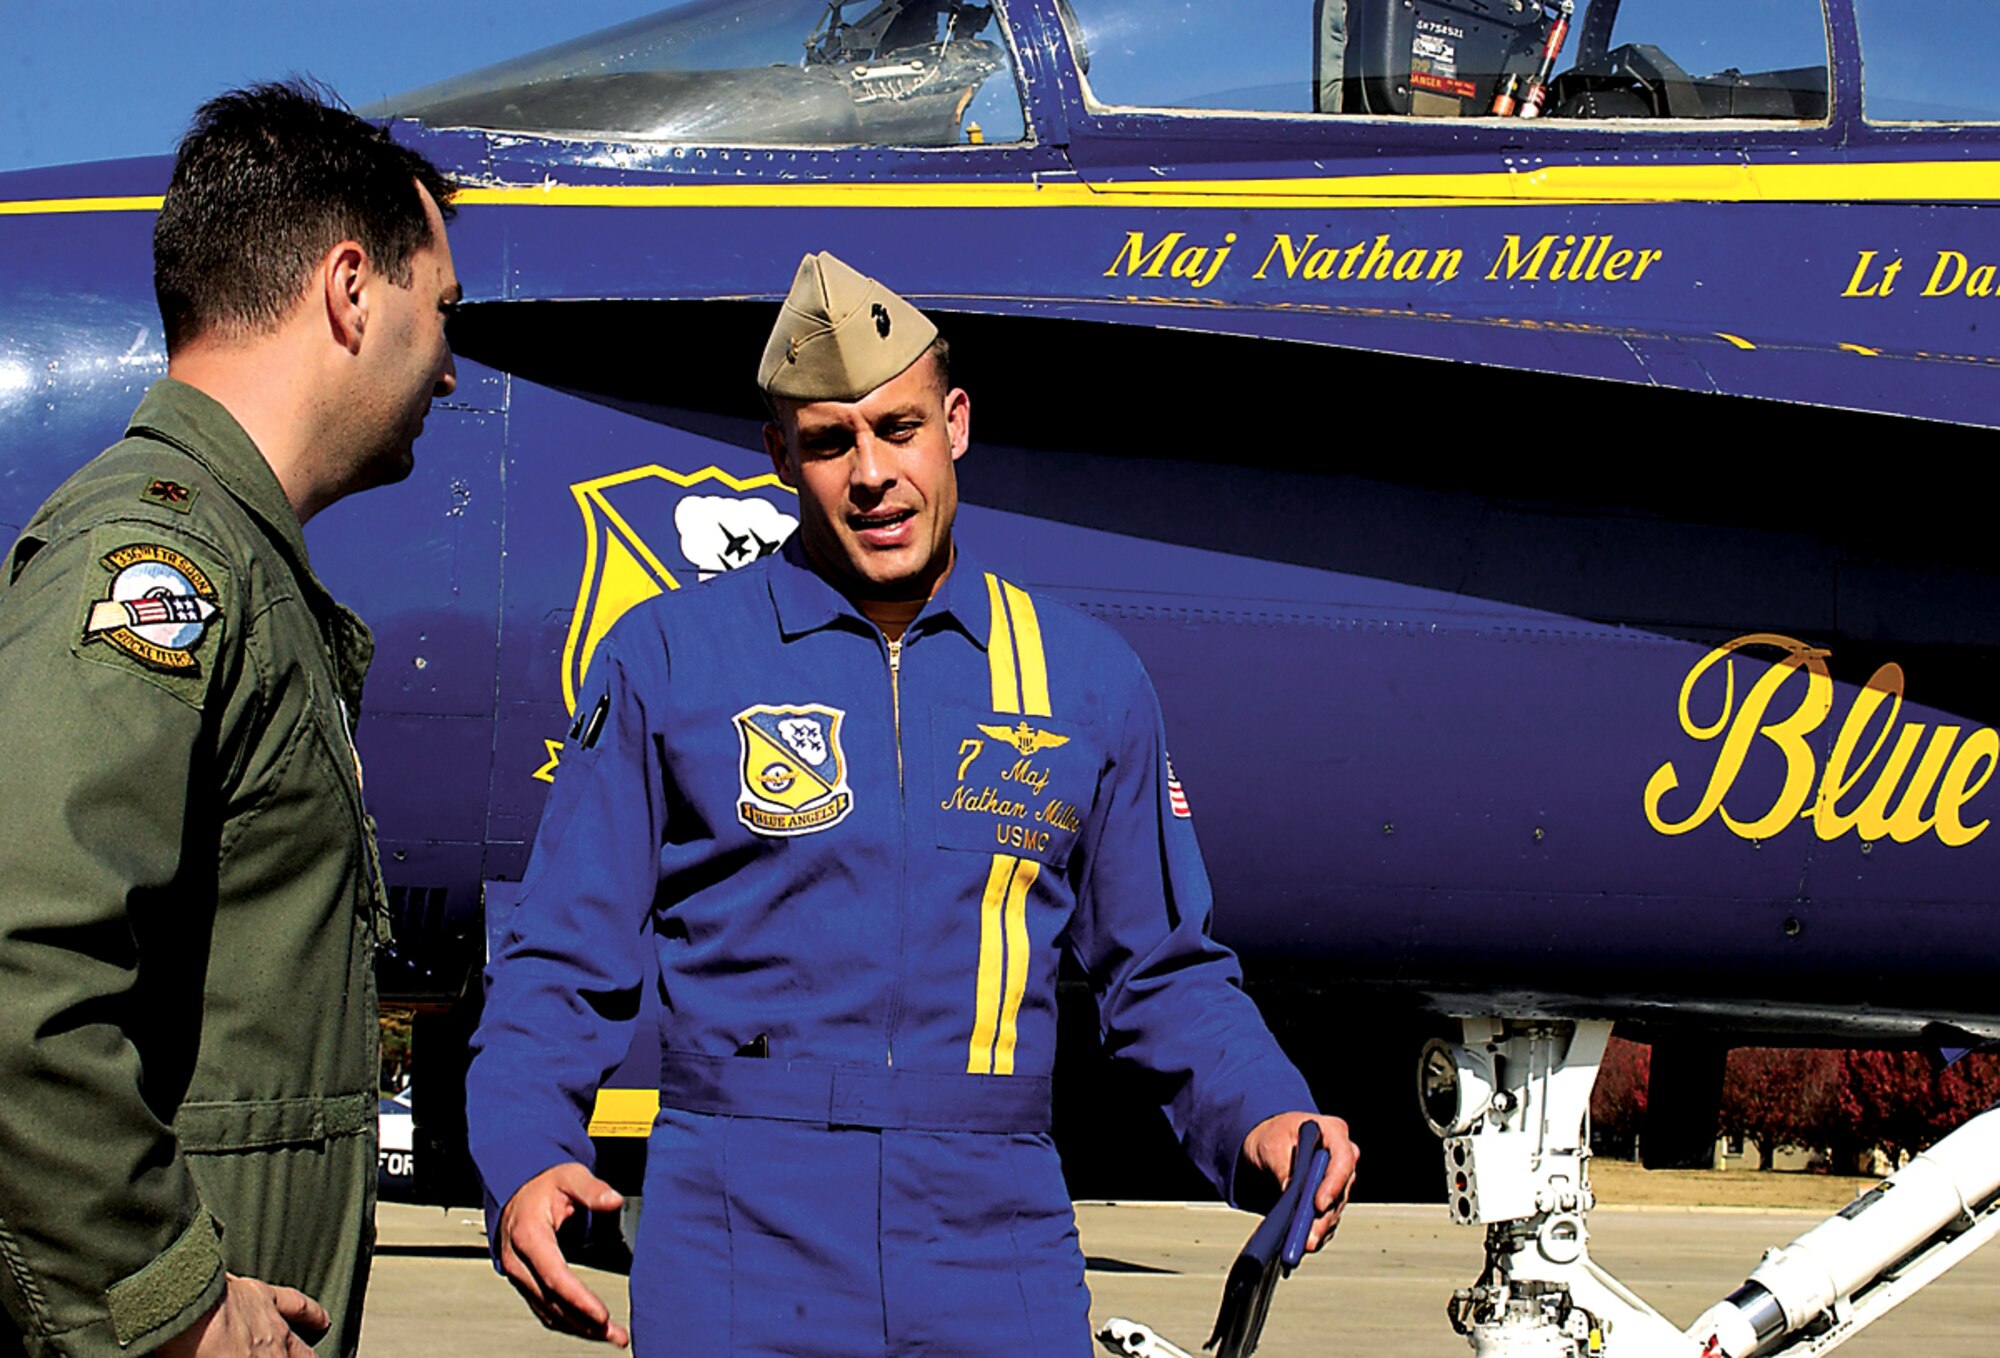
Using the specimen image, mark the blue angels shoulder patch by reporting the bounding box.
[83,543,221,673]
[734,703,854,837]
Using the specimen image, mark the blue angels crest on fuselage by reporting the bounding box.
[560,464,799,720]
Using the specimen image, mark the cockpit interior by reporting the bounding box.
[1059,0,1834,124]
[1313,0,1826,120]
[368,0,1977,148]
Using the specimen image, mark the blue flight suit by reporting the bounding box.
[467,539,1313,1356]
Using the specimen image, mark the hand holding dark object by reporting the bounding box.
[156,1274,329,1358]
[1241,1111,1358,1251]
[1208,1118,1353,1358]
[497,1163,631,1347]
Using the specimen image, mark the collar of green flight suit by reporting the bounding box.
[768,531,991,651]
[125,377,375,710]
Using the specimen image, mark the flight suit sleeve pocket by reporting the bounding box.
[929,704,1102,870]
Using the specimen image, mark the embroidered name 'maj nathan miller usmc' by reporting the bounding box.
[82,543,221,673]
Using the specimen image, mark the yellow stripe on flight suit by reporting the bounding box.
[967,855,1015,1072]
[984,573,1020,715]
[992,857,1041,1074]
[969,575,1052,1074]
[1002,583,1050,720]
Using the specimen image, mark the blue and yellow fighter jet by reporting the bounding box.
[6,0,2000,1283]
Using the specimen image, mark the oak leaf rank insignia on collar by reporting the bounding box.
[142,478,198,513]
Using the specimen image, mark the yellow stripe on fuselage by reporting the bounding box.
[10,160,2000,219]
[0,195,163,215]
[439,160,2000,209]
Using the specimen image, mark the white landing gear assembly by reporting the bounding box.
[1101,1016,2000,1358]
[1422,1017,2000,1357]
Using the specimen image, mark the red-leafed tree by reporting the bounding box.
[1591,1036,1650,1159]
[1836,1050,2000,1165]
[1592,1042,2000,1174]
[1718,1048,1843,1170]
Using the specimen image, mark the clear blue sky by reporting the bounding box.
[0,1,674,174]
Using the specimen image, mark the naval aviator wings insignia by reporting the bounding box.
[978,721,1071,758]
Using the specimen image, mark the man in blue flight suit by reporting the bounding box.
[466,252,1358,1355]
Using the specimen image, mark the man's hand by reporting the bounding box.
[496,1162,630,1347]
[156,1273,329,1358]
[1242,1112,1358,1252]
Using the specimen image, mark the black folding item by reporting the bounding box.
[1204,1122,1334,1358]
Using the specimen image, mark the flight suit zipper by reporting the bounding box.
[886,635,907,1066]
[887,638,904,787]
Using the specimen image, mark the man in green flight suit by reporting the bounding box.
[0,83,459,1358]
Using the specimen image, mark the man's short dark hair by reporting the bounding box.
[925,332,951,394]
[153,80,457,354]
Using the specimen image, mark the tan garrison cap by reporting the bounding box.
[758,251,938,401]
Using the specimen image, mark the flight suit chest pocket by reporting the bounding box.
[929,704,1102,870]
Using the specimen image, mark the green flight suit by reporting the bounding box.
[0,379,385,1358]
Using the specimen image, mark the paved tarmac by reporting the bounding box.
[361,1199,2000,1356]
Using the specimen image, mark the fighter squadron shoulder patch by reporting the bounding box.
[734,702,854,837]
[82,542,221,674]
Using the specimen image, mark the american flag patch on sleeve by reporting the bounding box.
[1166,756,1192,819]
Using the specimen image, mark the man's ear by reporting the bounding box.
[946,387,970,462]
[322,240,368,354]
[762,421,797,487]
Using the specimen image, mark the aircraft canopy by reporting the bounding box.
[369,0,1026,147]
